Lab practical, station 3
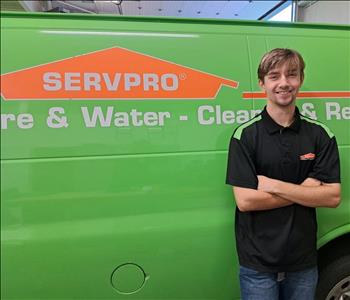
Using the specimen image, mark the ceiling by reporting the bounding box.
[1,0,288,20]
[0,0,25,11]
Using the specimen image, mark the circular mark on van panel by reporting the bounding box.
[111,263,147,294]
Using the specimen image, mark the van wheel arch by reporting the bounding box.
[316,233,350,300]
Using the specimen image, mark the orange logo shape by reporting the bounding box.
[1,47,238,101]
[300,153,316,160]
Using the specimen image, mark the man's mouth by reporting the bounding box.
[275,90,292,95]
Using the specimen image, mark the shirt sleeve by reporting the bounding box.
[226,136,258,189]
[308,136,341,183]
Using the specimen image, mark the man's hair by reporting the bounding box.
[258,48,305,82]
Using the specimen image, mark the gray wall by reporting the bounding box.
[297,0,350,25]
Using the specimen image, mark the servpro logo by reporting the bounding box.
[300,153,316,160]
[0,47,238,100]
[43,72,179,92]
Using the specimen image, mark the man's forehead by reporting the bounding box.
[267,62,299,74]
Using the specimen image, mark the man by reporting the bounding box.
[226,48,341,300]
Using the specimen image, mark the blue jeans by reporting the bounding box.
[239,265,318,300]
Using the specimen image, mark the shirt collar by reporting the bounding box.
[262,106,301,134]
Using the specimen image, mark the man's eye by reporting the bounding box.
[269,75,278,80]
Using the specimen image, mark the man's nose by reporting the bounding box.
[279,75,290,86]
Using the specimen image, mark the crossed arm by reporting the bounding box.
[233,177,341,212]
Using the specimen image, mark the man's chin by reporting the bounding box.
[278,100,294,106]
[269,98,296,107]
[276,95,296,106]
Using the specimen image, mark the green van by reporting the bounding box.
[1,11,349,300]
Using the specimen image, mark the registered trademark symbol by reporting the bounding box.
[179,73,187,80]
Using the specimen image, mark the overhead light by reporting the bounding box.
[297,0,317,7]
[99,0,122,3]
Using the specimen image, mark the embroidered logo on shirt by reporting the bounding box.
[300,153,316,160]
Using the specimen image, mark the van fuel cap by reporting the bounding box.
[111,263,147,294]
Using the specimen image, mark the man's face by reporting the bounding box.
[259,61,303,108]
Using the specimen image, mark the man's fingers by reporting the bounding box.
[302,177,321,187]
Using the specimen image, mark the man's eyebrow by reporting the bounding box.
[267,69,298,75]
[267,71,280,76]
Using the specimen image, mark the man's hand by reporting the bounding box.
[257,175,278,193]
[301,177,321,187]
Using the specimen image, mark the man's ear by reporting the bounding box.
[258,79,265,91]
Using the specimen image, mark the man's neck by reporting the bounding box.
[266,104,296,127]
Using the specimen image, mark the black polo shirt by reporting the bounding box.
[226,106,340,272]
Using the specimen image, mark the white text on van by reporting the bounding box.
[43,72,179,92]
